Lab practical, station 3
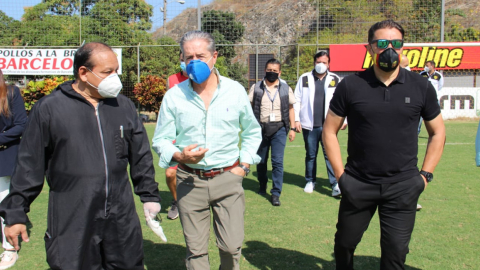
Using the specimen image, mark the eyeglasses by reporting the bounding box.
[371,39,404,49]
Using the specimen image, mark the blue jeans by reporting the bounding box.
[256,126,287,197]
[302,127,337,186]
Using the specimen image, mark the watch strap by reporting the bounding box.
[419,170,433,182]
[237,164,250,176]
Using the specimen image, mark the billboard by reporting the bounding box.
[0,48,123,75]
[329,42,480,72]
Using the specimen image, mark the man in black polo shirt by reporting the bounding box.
[323,20,446,269]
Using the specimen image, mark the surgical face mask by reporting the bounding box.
[315,63,327,74]
[186,56,214,84]
[86,68,123,98]
[265,71,279,83]
[373,48,401,72]
[180,61,186,71]
[424,66,430,73]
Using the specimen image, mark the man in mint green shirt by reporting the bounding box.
[152,30,261,270]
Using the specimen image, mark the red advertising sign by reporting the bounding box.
[329,43,480,72]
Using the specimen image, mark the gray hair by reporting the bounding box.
[180,31,216,55]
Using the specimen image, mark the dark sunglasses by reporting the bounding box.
[371,39,404,49]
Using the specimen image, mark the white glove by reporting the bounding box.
[143,202,167,242]
[143,202,161,218]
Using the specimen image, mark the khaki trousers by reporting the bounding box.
[176,168,245,270]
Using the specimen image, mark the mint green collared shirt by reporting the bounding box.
[152,69,262,169]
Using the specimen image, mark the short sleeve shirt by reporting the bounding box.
[329,67,441,183]
[248,81,296,123]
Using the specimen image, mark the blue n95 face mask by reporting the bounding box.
[186,56,214,84]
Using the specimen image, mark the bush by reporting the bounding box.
[133,75,166,116]
[23,76,68,112]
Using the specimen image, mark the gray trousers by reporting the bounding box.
[176,168,245,270]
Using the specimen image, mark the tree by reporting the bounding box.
[0,11,22,46]
[201,10,248,88]
[202,10,244,61]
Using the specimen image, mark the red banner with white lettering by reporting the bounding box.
[329,43,480,72]
[0,48,122,75]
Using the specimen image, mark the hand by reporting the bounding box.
[143,202,167,242]
[295,122,302,133]
[143,202,161,219]
[288,130,296,142]
[340,123,348,130]
[335,170,345,181]
[5,224,29,251]
[230,164,248,177]
[174,144,209,164]
[420,174,428,190]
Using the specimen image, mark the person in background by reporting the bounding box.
[0,42,161,270]
[293,51,345,196]
[323,20,445,269]
[164,52,189,220]
[0,69,27,269]
[420,60,444,92]
[418,60,444,135]
[249,58,296,206]
[400,54,411,71]
[167,51,189,90]
[152,30,261,270]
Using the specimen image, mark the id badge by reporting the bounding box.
[269,113,276,122]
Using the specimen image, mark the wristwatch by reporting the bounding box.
[237,164,250,177]
[290,128,296,131]
[419,170,433,183]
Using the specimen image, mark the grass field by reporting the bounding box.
[8,120,480,269]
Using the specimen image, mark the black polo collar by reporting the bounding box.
[363,67,405,86]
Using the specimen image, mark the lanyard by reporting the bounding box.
[265,83,279,109]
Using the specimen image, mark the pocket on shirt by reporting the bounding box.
[114,129,132,159]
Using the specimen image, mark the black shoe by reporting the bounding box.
[257,190,267,195]
[271,195,281,206]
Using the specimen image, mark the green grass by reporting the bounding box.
[8,120,480,269]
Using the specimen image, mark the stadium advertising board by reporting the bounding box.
[329,43,480,72]
[438,87,480,119]
[0,48,122,75]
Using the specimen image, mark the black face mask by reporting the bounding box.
[373,48,401,72]
[265,71,279,83]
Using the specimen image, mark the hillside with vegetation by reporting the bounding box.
[154,0,479,44]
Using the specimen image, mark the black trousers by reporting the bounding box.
[334,172,425,270]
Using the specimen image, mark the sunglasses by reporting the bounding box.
[371,39,404,49]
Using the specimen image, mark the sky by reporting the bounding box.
[1,0,213,32]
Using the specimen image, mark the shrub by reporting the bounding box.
[133,75,166,116]
[23,76,68,112]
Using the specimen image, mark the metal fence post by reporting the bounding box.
[79,0,82,46]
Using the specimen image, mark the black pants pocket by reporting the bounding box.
[45,234,61,269]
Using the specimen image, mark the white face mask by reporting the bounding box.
[87,68,123,98]
[424,66,430,73]
[315,63,327,74]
